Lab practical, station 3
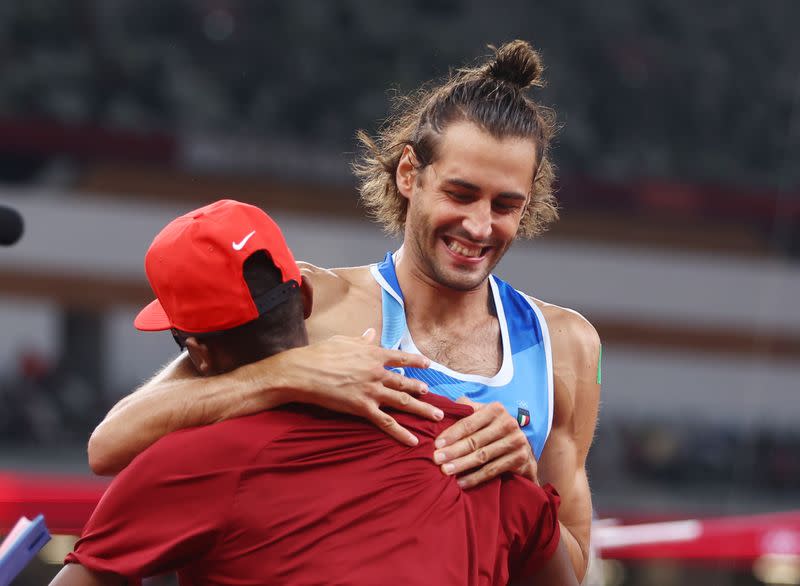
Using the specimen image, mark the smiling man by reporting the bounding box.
[88,40,601,582]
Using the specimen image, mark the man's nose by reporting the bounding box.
[462,201,492,241]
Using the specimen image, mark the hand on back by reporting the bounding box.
[432,397,537,488]
[282,328,443,446]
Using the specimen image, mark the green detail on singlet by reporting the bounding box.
[596,344,603,385]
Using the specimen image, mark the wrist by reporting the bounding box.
[246,347,303,408]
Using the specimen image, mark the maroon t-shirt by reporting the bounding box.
[67,394,560,585]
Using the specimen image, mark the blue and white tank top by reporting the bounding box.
[370,252,554,459]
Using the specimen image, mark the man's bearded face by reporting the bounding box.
[402,121,537,291]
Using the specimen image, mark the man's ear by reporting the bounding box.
[184,337,215,376]
[300,277,313,320]
[396,144,420,200]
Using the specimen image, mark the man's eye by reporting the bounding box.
[494,202,521,213]
[446,191,472,202]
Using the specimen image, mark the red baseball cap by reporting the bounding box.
[134,199,302,333]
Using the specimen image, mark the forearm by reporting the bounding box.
[88,333,437,475]
[519,458,586,579]
[514,538,580,586]
[536,454,592,582]
[88,352,294,475]
[558,521,588,582]
[50,564,124,586]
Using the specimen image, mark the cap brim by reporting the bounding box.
[134,299,172,331]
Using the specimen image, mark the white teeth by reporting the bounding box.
[446,239,482,258]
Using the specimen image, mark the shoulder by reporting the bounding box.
[298,262,374,299]
[523,295,600,365]
[499,280,600,373]
[298,261,381,339]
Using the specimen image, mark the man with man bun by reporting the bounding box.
[52,200,577,585]
[89,41,601,582]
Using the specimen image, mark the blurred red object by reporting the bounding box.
[596,511,800,563]
[0,472,108,535]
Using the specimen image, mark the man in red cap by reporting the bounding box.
[51,200,577,585]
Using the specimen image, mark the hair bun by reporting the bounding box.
[485,40,544,89]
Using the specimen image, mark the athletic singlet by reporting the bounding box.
[370,252,554,459]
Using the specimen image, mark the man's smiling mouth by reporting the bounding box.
[443,237,488,258]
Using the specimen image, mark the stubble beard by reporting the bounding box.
[406,217,510,293]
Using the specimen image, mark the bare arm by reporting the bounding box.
[89,351,231,475]
[50,564,124,586]
[536,313,601,582]
[431,308,601,581]
[88,332,439,475]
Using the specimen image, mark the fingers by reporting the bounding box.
[434,402,502,449]
[434,421,508,466]
[438,436,528,478]
[380,388,444,421]
[334,332,431,370]
[364,406,419,447]
[381,348,431,370]
[380,369,428,395]
[455,396,482,409]
[431,400,534,490]
[455,451,526,489]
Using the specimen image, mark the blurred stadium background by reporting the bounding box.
[0,1,799,584]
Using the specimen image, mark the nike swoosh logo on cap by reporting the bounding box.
[232,230,256,251]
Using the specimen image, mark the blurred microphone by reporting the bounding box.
[0,205,24,246]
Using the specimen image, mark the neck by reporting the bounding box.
[222,328,309,374]
[393,246,493,329]
[257,330,309,359]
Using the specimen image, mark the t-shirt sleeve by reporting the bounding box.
[502,480,562,580]
[65,429,241,579]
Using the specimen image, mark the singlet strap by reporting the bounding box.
[371,252,406,350]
